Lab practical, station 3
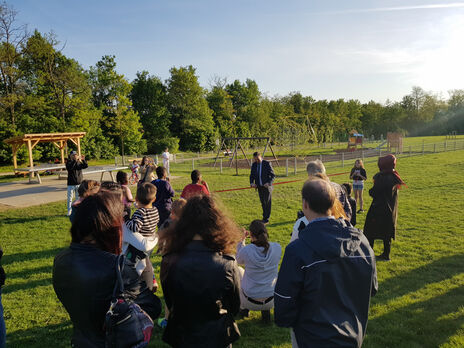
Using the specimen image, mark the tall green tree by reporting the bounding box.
[206,84,235,138]
[166,65,216,151]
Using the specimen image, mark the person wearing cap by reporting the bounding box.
[66,151,88,216]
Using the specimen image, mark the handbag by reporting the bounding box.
[105,255,154,348]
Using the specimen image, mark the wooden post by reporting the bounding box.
[220,158,223,174]
[192,158,195,170]
[60,141,65,164]
[286,158,289,177]
[77,137,81,156]
[361,150,364,161]
[27,139,34,178]
[294,157,297,175]
[342,152,344,167]
[454,141,457,151]
[409,146,411,157]
[444,141,447,152]
[433,144,436,153]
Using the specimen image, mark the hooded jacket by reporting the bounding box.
[274,218,377,348]
[236,241,281,298]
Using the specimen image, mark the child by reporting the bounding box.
[117,171,135,217]
[349,159,367,213]
[157,198,187,328]
[124,182,160,292]
[342,183,357,226]
[69,180,100,223]
[131,160,140,175]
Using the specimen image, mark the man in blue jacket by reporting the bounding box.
[250,152,275,224]
[274,179,377,348]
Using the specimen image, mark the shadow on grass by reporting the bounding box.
[2,277,52,294]
[0,214,68,225]
[7,321,72,348]
[234,315,291,348]
[6,264,53,280]
[365,253,464,347]
[268,220,295,228]
[2,247,65,265]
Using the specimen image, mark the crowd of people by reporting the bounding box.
[0,151,404,347]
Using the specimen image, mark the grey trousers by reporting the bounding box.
[257,185,272,221]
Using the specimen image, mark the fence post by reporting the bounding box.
[319,154,322,162]
[422,141,424,155]
[174,154,177,163]
[192,158,195,170]
[220,158,223,174]
[409,146,411,157]
[433,144,436,153]
[294,157,297,175]
[286,158,289,177]
[361,150,364,161]
[342,153,344,167]
[454,141,457,151]
[444,141,447,152]
[379,147,382,158]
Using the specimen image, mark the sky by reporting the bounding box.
[11,0,464,103]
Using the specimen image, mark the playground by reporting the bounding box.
[0,134,463,347]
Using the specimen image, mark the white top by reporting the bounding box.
[291,216,309,242]
[122,224,158,275]
[162,151,170,161]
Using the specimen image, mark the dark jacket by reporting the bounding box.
[274,218,377,348]
[348,196,357,226]
[364,172,401,241]
[53,243,118,348]
[250,160,275,187]
[152,178,175,225]
[0,246,5,288]
[66,159,88,186]
[331,181,352,220]
[160,240,241,348]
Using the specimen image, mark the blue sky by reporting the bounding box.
[12,0,464,102]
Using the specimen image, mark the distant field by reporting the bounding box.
[1,148,463,347]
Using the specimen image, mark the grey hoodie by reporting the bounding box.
[236,241,282,298]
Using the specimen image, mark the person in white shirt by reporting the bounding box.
[162,148,170,175]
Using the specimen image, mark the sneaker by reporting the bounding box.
[262,220,269,225]
[157,318,168,328]
[357,209,364,213]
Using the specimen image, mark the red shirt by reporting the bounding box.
[181,183,210,199]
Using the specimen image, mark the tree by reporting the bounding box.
[166,65,216,151]
[130,71,174,153]
[206,84,235,138]
[90,55,145,155]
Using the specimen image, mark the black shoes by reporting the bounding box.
[261,310,271,323]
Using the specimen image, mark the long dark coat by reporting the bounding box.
[363,172,401,241]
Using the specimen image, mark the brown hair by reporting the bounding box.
[136,182,157,205]
[71,191,123,254]
[354,159,365,169]
[78,180,100,198]
[249,220,270,253]
[171,198,187,217]
[161,195,241,255]
[331,200,347,220]
[301,179,336,214]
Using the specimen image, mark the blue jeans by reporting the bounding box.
[0,291,5,348]
[67,185,79,216]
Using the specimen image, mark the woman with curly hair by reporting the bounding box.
[160,195,242,348]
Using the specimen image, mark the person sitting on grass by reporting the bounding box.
[236,220,281,323]
[116,171,135,217]
[124,182,160,292]
[342,182,357,226]
[180,169,210,199]
[69,180,100,223]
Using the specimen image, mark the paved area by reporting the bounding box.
[0,173,182,210]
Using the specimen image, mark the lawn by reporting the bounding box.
[1,149,464,347]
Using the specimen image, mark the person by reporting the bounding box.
[117,171,135,217]
[69,180,100,223]
[350,159,367,213]
[364,154,406,261]
[162,148,170,176]
[124,182,160,292]
[53,191,124,347]
[292,160,352,237]
[236,220,281,323]
[0,245,5,348]
[160,195,242,347]
[180,169,210,199]
[65,151,88,216]
[249,152,275,224]
[152,166,175,227]
[342,182,357,226]
[131,160,140,175]
[156,198,187,329]
[274,179,378,348]
[139,156,156,183]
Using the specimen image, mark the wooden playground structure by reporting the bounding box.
[213,137,279,174]
[347,130,363,151]
[387,132,403,153]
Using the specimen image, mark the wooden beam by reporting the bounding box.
[77,137,81,156]
[27,139,34,178]
[238,140,251,167]
[60,140,65,164]
[30,139,40,149]
[68,138,78,146]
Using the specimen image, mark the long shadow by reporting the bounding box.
[2,247,65,265]
[365,285,464,347]
[6,321,72,348]
[6,265,53,280]
[0,185,66,200]
[267,220,295,228]
[1,215,68,225]
[234,315,291,348]
[2,277,52,294]
[374,253,464,302]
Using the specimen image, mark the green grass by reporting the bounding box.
[1,148,464,347]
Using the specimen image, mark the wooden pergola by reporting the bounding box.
[4,132,86,174]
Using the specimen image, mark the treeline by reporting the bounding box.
[0,3,463,164]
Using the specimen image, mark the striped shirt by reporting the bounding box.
[125,207,159,237]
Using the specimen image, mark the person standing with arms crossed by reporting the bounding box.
[250,152,275,224]
[66,151,88,216]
